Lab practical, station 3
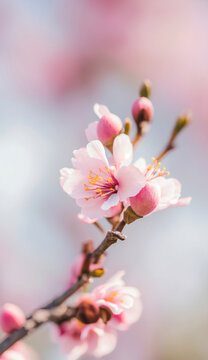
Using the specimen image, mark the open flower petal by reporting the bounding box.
[92,326,117,358]
[117,165,145,201]
[101,193,120,211]
[86,140,109,166]
[113,134,133,167]
[85,121,98,142]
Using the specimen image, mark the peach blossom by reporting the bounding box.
[91,271,141,317]
[60,134,144,219]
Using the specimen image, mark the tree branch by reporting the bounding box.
[0,220,126,355]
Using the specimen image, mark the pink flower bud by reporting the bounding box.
[131,97,154,125]
[97,114,123,145]
[0,304,25,334]
[130,183,160,216]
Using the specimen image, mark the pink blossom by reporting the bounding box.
[60,134,144,219]
[91,271,141,321]
[0,304,25,334]
[86,104,123,145]
[130,157,191,215]
[53,319,117,360]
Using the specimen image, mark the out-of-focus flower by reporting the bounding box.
[0,304,25,334]
[130,158,191,216]
[53,319,117,360]
[86,104,123,147]
[91,271,141,321]
[60,133,144,219]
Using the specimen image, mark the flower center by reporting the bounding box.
[146,157,170,181]
[84,167,118,201]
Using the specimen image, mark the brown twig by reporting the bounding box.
[0,220,126,355]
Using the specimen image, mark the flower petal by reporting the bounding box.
[113,134,133,167]
[93,103,111,119]
[117,165,145,201]
[60,168,85,198]
[92,327,117,358]
[72,147,90,171]
[85,121,98,142]
[101,193,120,211]
[134,157,147,173]
[77,198,105,219]
[86,140,109,166]
[77,213,97,224]
[175,197,192,206]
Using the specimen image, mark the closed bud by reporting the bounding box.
[0,303,25,334]
[97,114,123,146]
[139,80,152,98]
[76,300,100,324]
[132,97,154,135]
[130,183,160,217]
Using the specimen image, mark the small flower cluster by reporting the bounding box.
[60,86,191,223]
[0,304,37,360]
[53,270,142,360]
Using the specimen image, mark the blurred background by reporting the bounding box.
[0,0,208,359]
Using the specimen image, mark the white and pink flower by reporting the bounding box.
[85,104,123,145]
[60,134,145,219]
[91,271,142,330]
[130,157,191,216]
